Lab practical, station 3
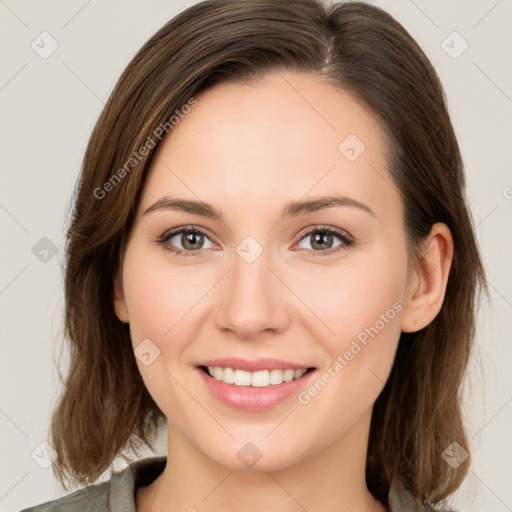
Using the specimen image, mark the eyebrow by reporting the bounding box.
[143,194,375,219]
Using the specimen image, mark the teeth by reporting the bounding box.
[251,370,269,387]
[223,367,235,384]
[205,366,308,387]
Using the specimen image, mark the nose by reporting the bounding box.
[214,246,291,340]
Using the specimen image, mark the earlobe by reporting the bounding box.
[401,223,454,333]
[113,274,129,323]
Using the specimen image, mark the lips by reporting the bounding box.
[195,358,317,411]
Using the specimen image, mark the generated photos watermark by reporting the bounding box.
[93,97,198,200]
[297,301,403,405]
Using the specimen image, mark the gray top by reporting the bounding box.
[19,455,446,511]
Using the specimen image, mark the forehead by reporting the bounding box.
[139,71,400,223]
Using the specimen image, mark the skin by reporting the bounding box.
[113,70,454,512]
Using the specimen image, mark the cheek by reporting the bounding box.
[290,258,405,440]
[294,243,407,375]
[120,247,222,411]
[120,248,212,425]
[122,248,214,346]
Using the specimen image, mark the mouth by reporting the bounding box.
[194,358,318,411]
[198,365,316,388]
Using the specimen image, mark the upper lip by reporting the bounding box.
[196,358,315,372]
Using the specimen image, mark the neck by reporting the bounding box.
[137,409,387,512]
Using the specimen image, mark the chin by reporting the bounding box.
[201,439,308,473]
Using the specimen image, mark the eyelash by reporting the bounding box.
[155,224,354,258]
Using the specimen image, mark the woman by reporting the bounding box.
[20,0,488,511]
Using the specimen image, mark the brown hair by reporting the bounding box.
[50,0,489,508]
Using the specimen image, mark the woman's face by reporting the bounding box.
[114,70,412,471]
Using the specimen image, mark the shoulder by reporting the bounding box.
[18,455,167,512]
[18,480,110,512]
[389,480,459,512]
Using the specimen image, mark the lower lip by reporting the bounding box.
[196,367,316,411]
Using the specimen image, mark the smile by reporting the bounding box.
[196,364,317,411]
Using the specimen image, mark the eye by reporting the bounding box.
[293,225,354,256]
[156,226,216,256]
[156,224,354,258]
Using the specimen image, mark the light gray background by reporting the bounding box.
[1,0,511,511]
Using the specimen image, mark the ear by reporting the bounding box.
[401,222,454,333]
[113,271,129,323]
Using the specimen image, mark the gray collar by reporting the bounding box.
[108,455,427,512]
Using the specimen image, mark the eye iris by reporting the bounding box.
[311,232,333,250]
[182,231,203,250]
